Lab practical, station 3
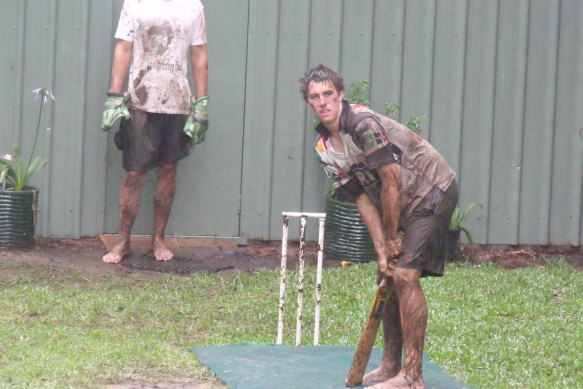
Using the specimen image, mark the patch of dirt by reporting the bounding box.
[1,238,581,276]
[0,238,340,277]
[454,244,583,270]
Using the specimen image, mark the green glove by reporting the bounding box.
[101,92,131,131]
[183,95,209,144]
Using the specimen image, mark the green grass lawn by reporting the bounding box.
[0,258,581,388]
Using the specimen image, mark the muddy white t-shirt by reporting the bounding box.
[115,0,207,114]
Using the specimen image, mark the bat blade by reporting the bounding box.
[345,285,391,387]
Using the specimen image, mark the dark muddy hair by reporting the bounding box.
[299,64,344,101]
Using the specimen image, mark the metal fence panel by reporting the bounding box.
[519,0,559,244]
[488,0,529,244]
[269,1,312,238]
[1,0,582,245]
[429,0,467,173]
[457,1,498,243]
[551,1,583,245]
[238,0,281,242]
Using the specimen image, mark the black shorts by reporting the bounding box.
[115,109,193,172]
[396,179,459,277]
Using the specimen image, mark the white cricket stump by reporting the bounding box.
[277,211,326,346]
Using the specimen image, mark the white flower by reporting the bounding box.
[32,88,43,98]
[32,87,55,103]
[45,89,55,102]
[1,154,16,162]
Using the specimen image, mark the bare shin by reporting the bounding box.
[381,277,403,371]
[119,171,146,242]
[393,267,426,381]
[153,162,177,242]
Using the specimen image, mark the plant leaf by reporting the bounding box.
[0,161,17,187]
[459,226,473,244]
[0,167,7,187]
[13,156,26,190]
[457,202,482,224]
[385,102,401,117]
[22,157,48,188]
[346,80,371,106]
[449,208,461,230]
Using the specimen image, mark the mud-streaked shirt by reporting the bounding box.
[315,101,456,226]
[115,0,207,114]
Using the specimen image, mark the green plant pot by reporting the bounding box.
[0,187,39,249]
[324,196,375,263]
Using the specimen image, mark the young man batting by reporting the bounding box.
[300,64,458,389]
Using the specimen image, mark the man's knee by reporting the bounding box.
[392,267,421,290]
[158,162,178,178]
[123,171,146,186]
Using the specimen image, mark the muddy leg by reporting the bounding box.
[103,171,145,264]
[153,162,177,261]
[363,277,403,384]
[369,267,426,389]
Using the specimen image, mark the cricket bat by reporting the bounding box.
[345,284,392,387]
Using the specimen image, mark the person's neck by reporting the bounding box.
[326,107,344,151]
[324,104,343,136]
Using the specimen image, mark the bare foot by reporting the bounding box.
[102,241,130,264]
[368,372,424,389]
[153,239,174,262]
[363,365,400,384]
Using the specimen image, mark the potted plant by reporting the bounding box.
[323,183,377,263]
[0,87,54,249]
[445,202,483,260]
[345,80,426,134]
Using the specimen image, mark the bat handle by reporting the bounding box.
[379,275,390,287]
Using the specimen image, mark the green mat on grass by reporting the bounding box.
[192,344,473,389]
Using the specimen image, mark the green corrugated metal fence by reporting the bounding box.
[1,0,582,245]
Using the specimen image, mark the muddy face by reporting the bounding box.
[307,81,344,128]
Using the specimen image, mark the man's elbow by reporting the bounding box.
[191,46,208,64]
[194,61,208,72]
[116,39,133,52]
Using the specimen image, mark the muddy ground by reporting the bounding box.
[0,238,344,277]
[455,244,583,270]
[0,238,581,388]
[1,237,581,275]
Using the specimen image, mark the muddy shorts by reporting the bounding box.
[396,179,459,277]
[115,109,193,172]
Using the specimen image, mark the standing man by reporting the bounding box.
[300,64,458,389]
[101,0,208,263]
